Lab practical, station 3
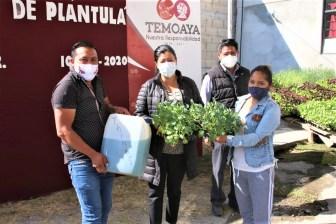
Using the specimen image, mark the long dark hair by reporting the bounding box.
[153,44,180,77]
[153,44,177,62]
[250,65,273,85]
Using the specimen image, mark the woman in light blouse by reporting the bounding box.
[216,65,281,224]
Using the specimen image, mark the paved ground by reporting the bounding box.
[273,119,308,150]
[0,120,335,224]
[1,157,334,224]
[0,158,336,224]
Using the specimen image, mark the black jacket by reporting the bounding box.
[206,63,250,108]
[134,71,203,186]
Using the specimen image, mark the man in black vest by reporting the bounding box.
[200,39,250,216]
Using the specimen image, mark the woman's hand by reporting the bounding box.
[203,137,211,145]
[114,106,130,115]
[215,135,227,144]
[104,97,130,115]
[203,137,213,152]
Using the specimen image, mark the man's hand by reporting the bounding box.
[114,106,130,115]
[215,135,227,144]
[104,97,130,115]
[90,152,109,173]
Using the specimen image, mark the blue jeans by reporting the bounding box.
[68,159,114,224]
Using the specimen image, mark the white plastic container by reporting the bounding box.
[101,114,151,177]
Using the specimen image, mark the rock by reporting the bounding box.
[320,206,328,212]
[276,170,304,184]
[304,209,312,214]
[272,211,282,216]
[298,176,311,184]
[278,161,314,174]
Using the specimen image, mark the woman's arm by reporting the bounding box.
[226,103,281,147]
[134,82,153,124]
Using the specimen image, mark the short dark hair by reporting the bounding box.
[71,41,96,57]
[251,65,273,85]
[153,44,177,62]
[218,38,238,53]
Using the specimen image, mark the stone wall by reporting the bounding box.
[201,0,228,73]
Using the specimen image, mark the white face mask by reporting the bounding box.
[220,55,238,68]
[74,64,98,81]
[157,62,177,78]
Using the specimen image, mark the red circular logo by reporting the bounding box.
[157,0,190,21]
[157,0,175,20]
[174,0,190,21]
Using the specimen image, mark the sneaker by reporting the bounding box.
[212,204,224,216]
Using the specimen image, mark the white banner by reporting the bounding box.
[127,0,202,86]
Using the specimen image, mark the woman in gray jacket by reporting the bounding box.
[135,44,202,224]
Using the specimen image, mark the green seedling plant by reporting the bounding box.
[200,101,241,141]
[298,98,336,131]
[152,101,242,145]
[273,68,335,88]
[152,102,198,145]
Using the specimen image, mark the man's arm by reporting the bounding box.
[104,97,130,115]
[53,108,108,173]
[200,74,212,104]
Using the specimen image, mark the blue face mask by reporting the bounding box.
[248,86,269,100]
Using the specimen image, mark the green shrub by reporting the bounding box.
[274,68,335,88]
[317,78,336,91]
[297,98,336,131]
[198,101,241,141]
[271,87,308,117]
[153,102,198,145]
[272,68,336,119]
[271,91,299,117]
[292,82,336,101]
[152,101,242,145]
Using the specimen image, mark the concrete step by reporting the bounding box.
[274,119,308,150]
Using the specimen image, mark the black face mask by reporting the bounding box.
[248,86,269,100]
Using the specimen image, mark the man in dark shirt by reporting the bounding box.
[51,41,129,224]
[200,39,250,216]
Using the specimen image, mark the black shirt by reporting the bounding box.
[51,71,109,163]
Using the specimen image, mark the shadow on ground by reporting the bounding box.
[0,143,335,223]
[273,143,336,216]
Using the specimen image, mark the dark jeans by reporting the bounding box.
[211,143,237,208]
[148,154,186,224]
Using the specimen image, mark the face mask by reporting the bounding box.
[74,64,98,81]
[157,62,177,78]
[220,55,238,68]
[248,86,269,100]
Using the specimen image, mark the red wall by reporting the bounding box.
[127,18,156,112]
[0,0,128,202]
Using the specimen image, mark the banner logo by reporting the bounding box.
[156,0,190,21]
